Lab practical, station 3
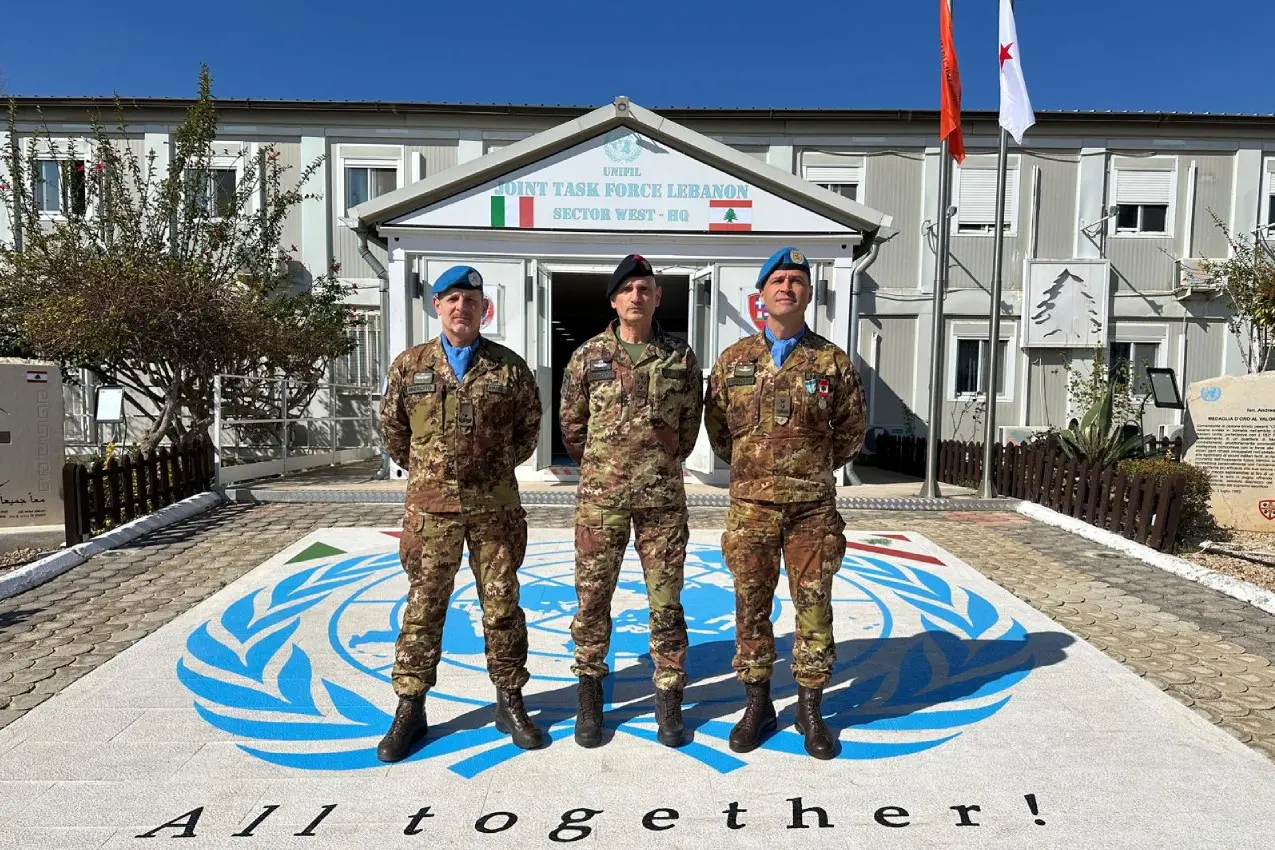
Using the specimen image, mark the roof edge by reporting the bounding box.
[350,97,892,234]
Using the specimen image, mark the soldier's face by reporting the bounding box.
[761,269,812,319]
[610,276,661,324]
[433,288,486,342]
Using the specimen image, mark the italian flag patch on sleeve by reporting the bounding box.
[708,199,752,231]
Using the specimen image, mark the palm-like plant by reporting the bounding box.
[1055,382,1146,468]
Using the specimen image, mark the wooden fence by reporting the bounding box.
[874,435,1188,552]
[63,436,215,545]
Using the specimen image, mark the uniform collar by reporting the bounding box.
[762,325,811,370]
[606,319,674,363]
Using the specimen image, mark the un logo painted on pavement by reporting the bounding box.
[177,534,1042,777]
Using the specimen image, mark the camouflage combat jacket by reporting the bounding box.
[382,336,541,513]
[560,321,704,508]
[704,329,866,503]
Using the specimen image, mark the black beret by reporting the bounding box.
[607,254,655,298]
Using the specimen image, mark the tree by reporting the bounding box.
[1200,213,1275,373]
[723,207,737,223]
[0,66,356,453]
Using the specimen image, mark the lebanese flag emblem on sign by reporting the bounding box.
[709,199,752,232]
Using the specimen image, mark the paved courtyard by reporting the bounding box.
[2,502,1274,847]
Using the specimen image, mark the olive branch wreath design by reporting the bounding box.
[177,540,1038,776]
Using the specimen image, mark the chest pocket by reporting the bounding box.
[407,382,444,441]
[653,364,688,427]
[724,363,761,434]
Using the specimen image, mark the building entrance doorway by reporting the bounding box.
[547,271,690,465]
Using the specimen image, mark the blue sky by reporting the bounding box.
[4,1,1272,113]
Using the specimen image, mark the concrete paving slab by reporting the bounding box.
[1,525,1273,848]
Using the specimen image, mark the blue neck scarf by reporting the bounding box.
[441,334,481,381]
[764,325,806,368]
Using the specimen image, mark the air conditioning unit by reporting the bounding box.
[1174,259,1222,301]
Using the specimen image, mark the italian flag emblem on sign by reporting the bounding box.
[490,195,535,228]
[709,199,752,232]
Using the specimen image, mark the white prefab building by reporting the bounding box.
[346,98,893,483]
[4,93,1270,472]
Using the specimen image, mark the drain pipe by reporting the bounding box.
[847,232,891,375]
[844,231,892,487]
[356,228,392,480]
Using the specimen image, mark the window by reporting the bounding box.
[954,338,1009,398]
[818,181,858,201]
[33,158,87,216]
[1112,167,1173,235]
[336,309,382,388]
[1109,341,1159,396]
[344,165,397,214]
[804,164,862,202]
[185,167,238,218]
[954,161,1019,234]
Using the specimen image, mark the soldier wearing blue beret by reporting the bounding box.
[378,264,545,760]
[703,245,868,759]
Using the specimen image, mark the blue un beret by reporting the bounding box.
[756,246,810,289]
[431,265,484,296]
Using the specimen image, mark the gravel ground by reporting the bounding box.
[0,547,50,574]
[1181,530,1275,593]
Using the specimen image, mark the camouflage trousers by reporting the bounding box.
[721,498,847,688]
[392,506,530,697]
[570,503,690,691]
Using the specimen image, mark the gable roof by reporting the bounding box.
[347,97,894,242]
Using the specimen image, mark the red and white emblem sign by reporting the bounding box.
[1260,499,1275,521]
[480,299,495,330]
[748,293,768,330]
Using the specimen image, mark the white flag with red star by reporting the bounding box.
[998,0,1035,143]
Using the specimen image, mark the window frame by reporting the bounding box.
[1109,158,1177,238]
[336,145,403,217]
[1262,158,1275,232]
[1108,338,1164,400]
[803,163,864,203]
[946,324,1017,403]
[952,155,1021,236]
[28,138,95,220]
[183,154,243,222]
[334,307,382,389]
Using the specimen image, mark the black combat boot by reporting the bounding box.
[494,687,544,750]
[794,685,836,760]
[575,675,604,748]
[376,695,427,762]
[654,688,686,748]
[728,680,777,753]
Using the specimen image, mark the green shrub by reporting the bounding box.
[1116,458,1215,544]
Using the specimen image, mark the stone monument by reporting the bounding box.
[0,359,65,528]
[1184,371,1275,533]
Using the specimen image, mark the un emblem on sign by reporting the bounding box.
[177,537,1043,777]
[1201,386,1223,402]
[603,130,642,164]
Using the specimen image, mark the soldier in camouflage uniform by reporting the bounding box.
[703,246,867,760]
[559,254,704,749]
[376,264,545,762]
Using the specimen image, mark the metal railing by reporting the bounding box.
[212,374,381,486]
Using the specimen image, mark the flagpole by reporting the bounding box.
[977,125,1010,498]
[919,137,954,499]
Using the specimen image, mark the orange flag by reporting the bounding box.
[939,0,966,163]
